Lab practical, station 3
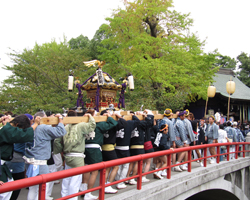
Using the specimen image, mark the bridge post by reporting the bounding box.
[230,172,236,195]
[241,168,245,200]
[188,150,192,172]
[204,147,207,167]
[235,144,238,159]
[243,144,245,157]
[38,183,46,200]
[167,154,171,179]
[99,168,106,200]
[227,145,230,161]
[38,174,47,200]
[245,167,250,199]
[216,146,220,163]
[137,160,143,190]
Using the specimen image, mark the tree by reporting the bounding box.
[68,31,109,60]
[237,52,250,87]
[69,35,92,59]
[99,0,218,111]
[0,39,96,114]
[88,24,112,60]
[69,35,90,50]
[214,54,237,69]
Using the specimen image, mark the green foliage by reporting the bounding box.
[122,79,189,112]
[214,54,237,69]
[237,52,250,87]
[0,0,222,114]
[69,35,90,50]
[68,35,92,59]
[99,0,219,111]
[89,24,112,60]
[0,39,96,114]
[69,27,112,60]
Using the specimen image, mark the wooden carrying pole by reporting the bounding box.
[40,113,177,125]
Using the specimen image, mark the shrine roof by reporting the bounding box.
[81,72,122,91]
[213,69,250,101]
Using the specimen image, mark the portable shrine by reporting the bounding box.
[68,60,134,112]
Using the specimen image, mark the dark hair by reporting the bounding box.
[100,110,107,116]
[188,112,194,120]
[10,114,31,129]
[86,109,95,116]
[160,124,168,133]
[4,111,13,116]
[67,110,77,117]
[219,124,224,129]
[226,121,231,126]
[77,112,85,116]
[69,106,77,110]
[160,124,167,130]
[223,122,227,127]
[46,111,52,117]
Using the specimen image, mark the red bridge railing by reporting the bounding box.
[0,142,249,200]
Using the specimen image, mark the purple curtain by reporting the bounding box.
[118,82,127,109]
[94,85,100,112]
[76,84,84,107]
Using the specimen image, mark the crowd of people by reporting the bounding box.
[0,107,248,200]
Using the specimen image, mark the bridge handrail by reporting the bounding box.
[0,142,249,200]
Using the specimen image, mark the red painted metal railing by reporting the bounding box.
[0,142,249,199]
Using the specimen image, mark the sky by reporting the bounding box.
[1,0,250,84]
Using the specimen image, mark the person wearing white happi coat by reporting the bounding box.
[225,121,237,160]
[173,111,188,171]
[233,122,246,157]
[205,116,219,164]
[159,109,177,168]
[183,117,195,145]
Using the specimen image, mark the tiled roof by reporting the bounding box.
[213,71,250,101]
